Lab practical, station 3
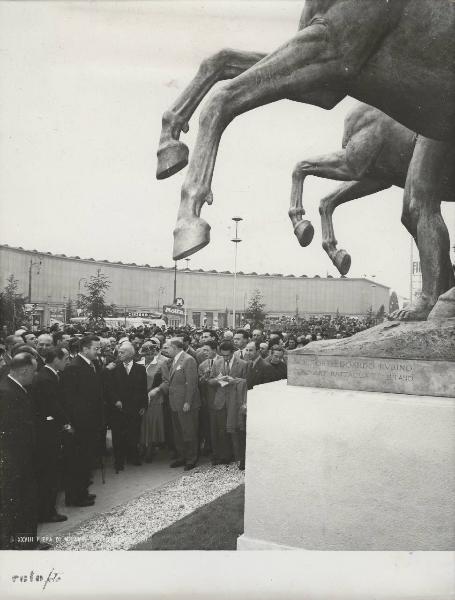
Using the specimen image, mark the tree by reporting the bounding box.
[389,291,399,313]
[376,304,385,320]
[244,289,267,328]
[0,274,26,333]
[78,269,112,320]
[365,305,375,328]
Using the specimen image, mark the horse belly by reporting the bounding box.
[349,1,455,141]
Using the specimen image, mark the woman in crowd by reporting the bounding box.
[139,338,167,462]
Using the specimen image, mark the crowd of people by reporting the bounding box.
[0,313,377,550]
[0,324,293,550]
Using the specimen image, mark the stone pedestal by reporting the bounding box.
[237,381,455,551]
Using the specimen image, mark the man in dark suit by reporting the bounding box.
[233,329,250,360]
[0,334,23,380]
[244,341,274,388]
[160,338,200,471]
[36,334,53,371]
[268,347,288,381]
[32,347,73,523]
[0,353,48,549]
[208,341,249,468]
[107,341,147,471]
[61,335,104,507]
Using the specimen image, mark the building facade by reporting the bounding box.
[0,245,389,328]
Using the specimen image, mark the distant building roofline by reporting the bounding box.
[0,244,390,289]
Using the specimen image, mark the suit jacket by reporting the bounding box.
[61,355,104,432]
[160,352,200,412]
[247,356,274,388]
[0,376,38,548]
[32,366,70,430]
[198,356,220,410]
[208,355,249,410]
[107,361,148,415]
[268,360,287,382]
[234,348,247,361]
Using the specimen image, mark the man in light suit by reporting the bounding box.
[208,340,249,468]
[159,338,200,471]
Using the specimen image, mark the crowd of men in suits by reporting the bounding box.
[0,326,287,550]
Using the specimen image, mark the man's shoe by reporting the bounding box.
[170,459,185,468]
[41,513,68,523]
[65,498,95,507]
[184,463,196,471]
[86,493,96,500]
[211,460,221,466]
[238,461,245,471]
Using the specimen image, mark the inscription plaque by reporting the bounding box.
[287,354,455,398]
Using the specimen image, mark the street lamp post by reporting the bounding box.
[157,286,165,311]
[173,261,178,303]
[231,216,243,329]
[28,258,42,302]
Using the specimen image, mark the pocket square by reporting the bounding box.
[176,365,182,371]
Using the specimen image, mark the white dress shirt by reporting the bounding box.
[173,350,184,366]
[123,360,134,375]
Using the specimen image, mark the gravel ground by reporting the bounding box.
[52,464,244,551]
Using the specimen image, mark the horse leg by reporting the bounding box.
[157,49,266,180]
[393,137,455,321]
[173,23,348,259]
[290,150,354,248]
[318,179,391,275]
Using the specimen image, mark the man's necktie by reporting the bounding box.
[240,351,243,359]
[90,363,96,374]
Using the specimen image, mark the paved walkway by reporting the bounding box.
[38,449,209,540]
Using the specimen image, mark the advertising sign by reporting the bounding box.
[163,304,185,317]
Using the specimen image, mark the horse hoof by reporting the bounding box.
[156,140,189,180]
[294,220,314,247]
[428,287,455,320]
[173,217,211,260]
[334,249,351,275]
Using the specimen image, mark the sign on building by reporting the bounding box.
[163,304,185,317]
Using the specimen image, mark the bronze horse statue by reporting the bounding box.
[157,0,455,320]
[289,102,455,320]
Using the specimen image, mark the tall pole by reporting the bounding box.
[231,216,243,329]
[28,258,42,303]
[173,261,177,303]
[28,260,32,302]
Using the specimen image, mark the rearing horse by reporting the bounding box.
[157,0,455,320]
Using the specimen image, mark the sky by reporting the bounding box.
[0,0,454,301]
